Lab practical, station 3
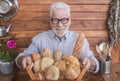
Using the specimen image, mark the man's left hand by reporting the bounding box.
[82,57,96,71]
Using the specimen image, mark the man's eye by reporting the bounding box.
[62,19,68,21]
[62,18,68,21]
[52,18,58,21]
[53,19,58,21]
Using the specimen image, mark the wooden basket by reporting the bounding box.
[26,65,87,81]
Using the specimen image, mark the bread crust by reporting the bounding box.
[41,57,54,71]
[45,65,60,80]
[53,50,62,62]
[64,68,78,80]
[41,48,53,58]
[33,59,41,73]
[54,61,66,80]
[32,53,41,62]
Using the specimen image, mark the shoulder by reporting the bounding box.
[67,30,78,37]
[68,31,85,36]
[70,31,85,39]
[32,30,50,41]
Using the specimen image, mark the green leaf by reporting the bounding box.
[0,40,16,62]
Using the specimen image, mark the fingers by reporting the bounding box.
[82,57,91,70]
[22,57,27,69]
[28,63,33,69]
[20,56,33,69]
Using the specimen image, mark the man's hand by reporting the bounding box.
[18,56,33,69]
[82,57,96,71]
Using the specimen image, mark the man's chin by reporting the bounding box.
[52,29,67,37]
[55,32,65,37]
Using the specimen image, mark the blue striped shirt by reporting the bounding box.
[15,30,99,73]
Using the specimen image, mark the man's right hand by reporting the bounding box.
[18,56,33,69]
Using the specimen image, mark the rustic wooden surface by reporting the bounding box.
[0,74,14,81]
[112,42,120,64]
[11,64,120,81]
[102,63,120,81]
[12,70,104,81]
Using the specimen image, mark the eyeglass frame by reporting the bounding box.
[50,17,69,24]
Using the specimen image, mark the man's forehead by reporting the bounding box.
[52,9,69,18]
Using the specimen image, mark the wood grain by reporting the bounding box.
[19,5,109,12]
[13,12,108,20]
[19,0,112,5]
[9,20,107,31]
[112,42,120,64]
[9,30,108,38]
[0,74,14,81]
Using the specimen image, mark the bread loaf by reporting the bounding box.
[64,68,78,80]
[32,53,41,62]
[54,61,66,80]
[63,56,80,68]
[33,59,41,73]
[41,48,53,58]
[45,65,60,80]
[63,56,81,80]
[40,57,54,71]
[53,50,62,62]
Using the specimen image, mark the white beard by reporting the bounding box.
[52,27,69,37]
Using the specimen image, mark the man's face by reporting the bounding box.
[50,9,71,38]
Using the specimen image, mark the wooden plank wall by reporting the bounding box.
[3,0,112,56]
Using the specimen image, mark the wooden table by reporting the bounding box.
[0,73,14,81]
[1,64,120,81]
[102,64,120,81]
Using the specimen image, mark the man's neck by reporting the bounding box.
[56,35,65,41]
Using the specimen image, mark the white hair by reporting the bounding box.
[50,2,70,17]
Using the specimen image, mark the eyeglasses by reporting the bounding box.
[51,18,69,24]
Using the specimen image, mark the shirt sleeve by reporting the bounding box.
[80,38,99,73]
[15,37,40,68]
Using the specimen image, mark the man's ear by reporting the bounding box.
[69,17,71,25]
[70,20,71,25]
[49,18,52,25]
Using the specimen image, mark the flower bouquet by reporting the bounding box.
[0,40,17,75]
[0,40,16,62]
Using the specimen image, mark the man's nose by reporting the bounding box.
[58,21,63,26]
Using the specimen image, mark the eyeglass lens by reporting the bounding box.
[51,18,69,24]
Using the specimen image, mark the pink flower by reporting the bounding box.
[7,40,16,49]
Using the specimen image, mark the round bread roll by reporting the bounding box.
[63,55,81,79]
[63,56,80,68]
[54,61,66,80]
[54,61,66,74]
[45,65,60,80]
[53,50,62,62]
[72,65,81,75]
[64,68,78,80]
[32,53,41,62]
[41,48,53,58]
[33,59,41,73]
[41,57,54,71]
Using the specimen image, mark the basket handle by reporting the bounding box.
[26,64,87,81]
[77,65,87,81]
[26,65,36,80]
